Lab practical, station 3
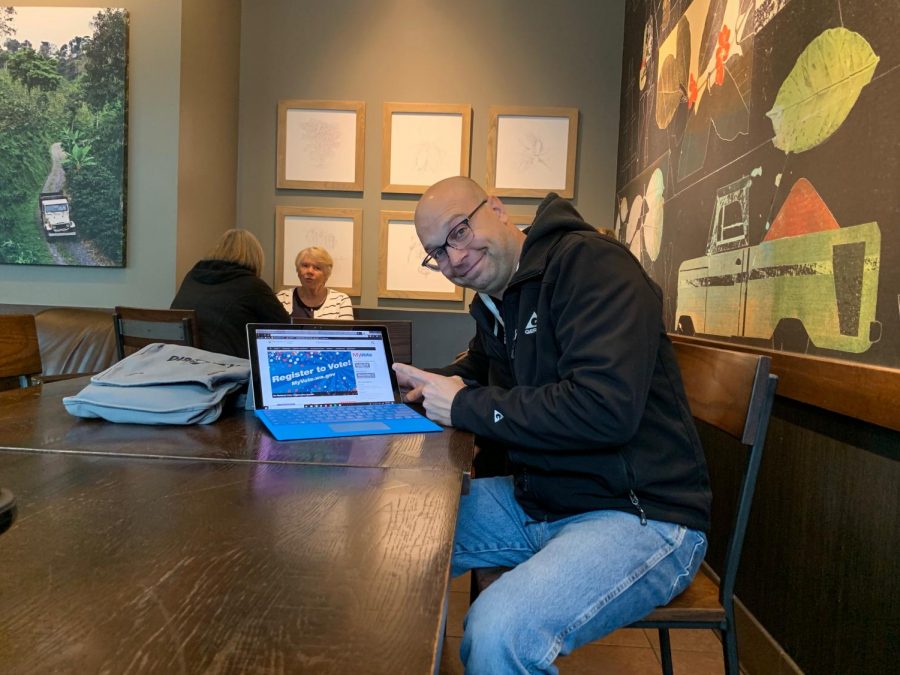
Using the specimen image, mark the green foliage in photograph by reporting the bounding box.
[63,142,97,172]
[68,161,122,262]
[1,238,44,264]
[0,7,14,40]
[0,72,53,226]
[6,47,62,94]
[82,9,127,112]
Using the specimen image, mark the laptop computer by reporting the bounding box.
[246,323,442,441]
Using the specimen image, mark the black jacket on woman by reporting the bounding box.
[435,193,711,532]
[171,260,289,358]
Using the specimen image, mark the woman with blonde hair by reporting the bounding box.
[171,228,289,358]
[277,246,353,319]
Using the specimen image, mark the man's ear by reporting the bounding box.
[487,194,509,225]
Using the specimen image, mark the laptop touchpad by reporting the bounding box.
[329,421,391,432]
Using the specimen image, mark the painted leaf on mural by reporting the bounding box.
[766,27,879,153]
[655,17,691,129]
[643,168,665,261]
[639,18,654,90]
[656,55,680,128]
[699,0,727,76]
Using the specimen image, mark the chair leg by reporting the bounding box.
[658,628,674,675]
[722,628,740,675]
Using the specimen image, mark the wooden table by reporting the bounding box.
[0,380,475,674]
[0,377,473,472]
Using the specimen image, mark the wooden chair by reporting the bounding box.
[113,307,201,360]
[290,317,414,365]
[0,314,42,391]
[470,341,778,675]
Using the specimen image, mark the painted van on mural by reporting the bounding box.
[675,175,882,353]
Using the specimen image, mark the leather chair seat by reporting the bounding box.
[34,308,117,378]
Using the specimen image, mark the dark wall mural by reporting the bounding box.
[615,0,899,368]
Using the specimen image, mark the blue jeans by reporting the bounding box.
[452,476,707,675]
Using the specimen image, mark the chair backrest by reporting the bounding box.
[0,314,42,390]
[672,340,778,613]
[290,317,413,364]
[34,307,118,377]
[113,306,201,360]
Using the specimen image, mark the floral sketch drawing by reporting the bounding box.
[283,107,358,185]
[387,110,465,189]
[495,115,571,191]
[298,119,342,169]
[515,132,555,172]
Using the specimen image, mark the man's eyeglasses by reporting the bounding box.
[421,199,488,271]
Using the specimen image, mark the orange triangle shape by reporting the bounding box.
[764,178,840,241]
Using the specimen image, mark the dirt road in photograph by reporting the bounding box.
[38,143,112,266]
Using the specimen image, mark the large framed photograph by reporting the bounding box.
[275,206,362,296]
[486,106,579,198]
[378,210,464,301]
[0,7,128,267]
[382,102,472,194]
[276,100,365,191]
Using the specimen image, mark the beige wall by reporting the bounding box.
[176,0,241,284]
[237,0,626,310]
[0,0,183,308]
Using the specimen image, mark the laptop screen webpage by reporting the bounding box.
[249,326,399,410]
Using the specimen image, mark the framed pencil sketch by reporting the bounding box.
[276,100,366,191]
[382,102,472,193]
[378,211,464,301]
[486,106,579,198]
[275,206,362,296]
[508,213,534,231]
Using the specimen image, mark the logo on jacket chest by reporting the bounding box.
[524,311,537,335]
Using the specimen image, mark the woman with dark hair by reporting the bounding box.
[171,229,289,358]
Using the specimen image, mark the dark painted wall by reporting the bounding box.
[355,307,474,369]
[700,399,899,675]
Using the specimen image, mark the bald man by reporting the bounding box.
[394,177,710,674]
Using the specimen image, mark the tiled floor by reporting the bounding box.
[440,573,728,675]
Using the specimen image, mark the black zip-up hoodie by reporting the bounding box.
[439,193,711,532]
[171,260,289,358]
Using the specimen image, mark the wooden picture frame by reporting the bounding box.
[508,213,535,231]
[276,100,366,191]
[382,102,472,193]
[486,105,579,198]
[378,211,464,301]
[275,206,362,296]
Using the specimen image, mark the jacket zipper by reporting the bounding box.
[629,490,647,526]
[618,452,647,526]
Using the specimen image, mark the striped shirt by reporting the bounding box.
[276,287,354,320]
